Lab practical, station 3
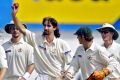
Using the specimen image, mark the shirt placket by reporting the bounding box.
[12,44,16,56]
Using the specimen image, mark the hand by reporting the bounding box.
[18,76,26,80]
[12,3,19,16]
[63,71,73,80]
[87,70,105,80]
[86,73,95,80]
[92,70,105,80]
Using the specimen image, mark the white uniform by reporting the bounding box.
[24,29,72,80]
[67,42,119,80]
[101,41,120,79]
[2,38,34,80]
[0,45,8,68]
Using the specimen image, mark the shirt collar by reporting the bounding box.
[43,37,57,45]
[86,42,96,51]
[107,40,115,48]
[102,40,115,49]
[8,38,25,44]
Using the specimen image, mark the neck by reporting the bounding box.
[46,34,54,43]
[83,41,93,50]
[104,40,113,48]
[11,36,22,43]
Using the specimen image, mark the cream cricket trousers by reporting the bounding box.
[35,74,63,80]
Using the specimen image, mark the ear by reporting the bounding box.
[53,27,57,31]
[9,27,12,34]
[111,32,114,36]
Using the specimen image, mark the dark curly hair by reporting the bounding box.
[42,17,60,38]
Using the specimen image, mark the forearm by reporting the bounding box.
[12,14,26,34]
[0,68,7,80]
[12,3,26,34]
[19,64,34,80]
[26,63,34,74]
[102,68,110,76]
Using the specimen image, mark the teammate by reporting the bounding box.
[96,23,120,80]
[64,27,119,80]
[0,45,8,80]
[11,3,72,80]
[2,22,34,80]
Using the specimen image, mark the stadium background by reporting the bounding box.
[0,0,120,30]
[0,0,120,80]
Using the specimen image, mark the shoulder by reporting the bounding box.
[94,43,106,51]
[23,42,33,49]
[2,41,10,48]
[114,41,120,47]
[75,45,84,54]
[26,29,35,34]
[0,45,5,53]
[56,38,71,49]
[25,29,36,36]
[94,44,110,57]
[57,38,68,44]
[0,45,4,49]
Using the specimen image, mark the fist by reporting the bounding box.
[92,71,105,80]
[12,3,19,9]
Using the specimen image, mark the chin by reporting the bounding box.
[43,32,49,36]
[13,35,19,38]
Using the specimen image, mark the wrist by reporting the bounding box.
[23,72,30,80]
[102,68,110,77]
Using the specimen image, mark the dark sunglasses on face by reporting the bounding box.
[101,31,109,34]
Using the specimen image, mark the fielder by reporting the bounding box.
[2,22,35,80]
[96,23,120,80]
[64,27,120,80]
[0,45,8,80]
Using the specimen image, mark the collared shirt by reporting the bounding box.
[2,38,34,78]
[68,42,119,80]
[103,41,120,63]
[0,45,8,68]
[102,41,120,78]
[24,29,72,77]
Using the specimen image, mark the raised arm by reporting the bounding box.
[12,3,26,35]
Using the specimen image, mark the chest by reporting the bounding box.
[38,42,64,58]
[5,44,26,58]
[107,46,120,59]
[78,50,103,67]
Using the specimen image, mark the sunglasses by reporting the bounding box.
[101,30,110,34]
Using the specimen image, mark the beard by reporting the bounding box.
[43,30,49,36]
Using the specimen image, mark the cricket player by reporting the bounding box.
[64,27,120,80]
[0,45,8,80]
[11,3,72,80]
[97,23,120,80]
[2,22,34,80]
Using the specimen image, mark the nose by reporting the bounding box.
[44,26,48,30]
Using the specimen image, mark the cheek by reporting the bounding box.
[10,30,14,34]
[78,38,81,42]
[102,34,110,40]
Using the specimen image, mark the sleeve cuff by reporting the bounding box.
[23,72,30,80]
